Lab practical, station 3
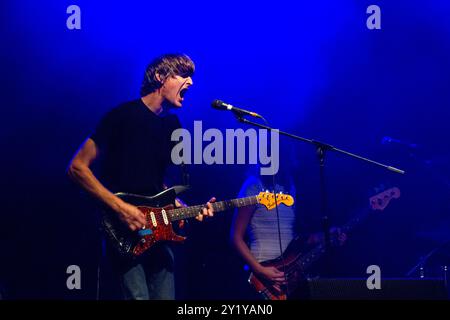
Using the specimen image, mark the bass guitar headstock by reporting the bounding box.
[369,187,400,211]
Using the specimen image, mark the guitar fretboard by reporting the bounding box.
[295,207,372,271]
[168,196,259,221]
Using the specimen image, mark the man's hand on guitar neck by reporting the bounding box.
[196,197,216,221]
[175,197,216,223]
[169,181,216,222]
[174,197,217,226]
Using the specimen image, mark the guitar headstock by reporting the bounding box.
[369,187,400,211]
[257,192,294,210]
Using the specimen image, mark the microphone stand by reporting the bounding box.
[234,113,291,295]
[233,114,405,276]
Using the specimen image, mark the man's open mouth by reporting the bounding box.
[180,88,188,99]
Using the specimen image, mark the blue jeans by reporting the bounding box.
[109,244,175,300]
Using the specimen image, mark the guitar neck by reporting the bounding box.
[340,207,372,234]
[295,207,372,271]
[168,196,259,221]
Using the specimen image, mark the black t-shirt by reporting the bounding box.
[91,99,181,196]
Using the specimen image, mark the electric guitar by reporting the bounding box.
[102,186,294,259]
[248,187,401,300]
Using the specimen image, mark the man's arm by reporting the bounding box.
[67,138,146,231]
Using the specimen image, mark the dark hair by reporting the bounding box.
[140,53,195,96]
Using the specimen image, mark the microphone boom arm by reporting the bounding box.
[235,117,405,174]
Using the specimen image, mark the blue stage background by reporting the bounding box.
[1,0,449,299]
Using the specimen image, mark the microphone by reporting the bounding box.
[211,100,263,119]
[381,136,418,149]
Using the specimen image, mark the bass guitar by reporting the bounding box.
[248,187,400,300]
